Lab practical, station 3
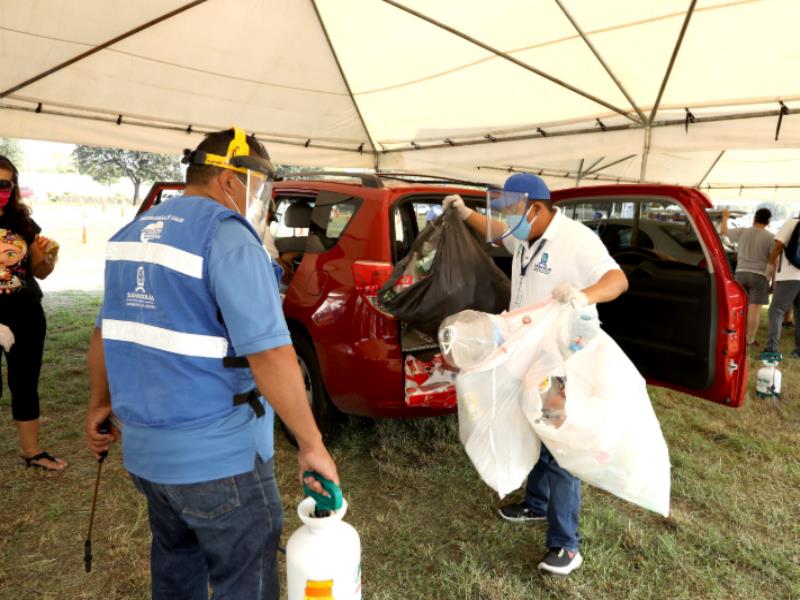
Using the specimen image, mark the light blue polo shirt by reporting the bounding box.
[113,216,291,484]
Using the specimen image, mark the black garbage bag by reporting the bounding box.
[378,207,511,336]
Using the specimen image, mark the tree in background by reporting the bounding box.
[0,137,24,168]
[72,145,182,204]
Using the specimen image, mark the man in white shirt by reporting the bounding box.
[765,215,800,356]
[444,173,628,576]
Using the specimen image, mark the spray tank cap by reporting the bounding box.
[758,351,782,364]
[303,471,343,517]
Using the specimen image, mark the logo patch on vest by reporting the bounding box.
[533,252,552,275]
[140,221,164,243]
[126,265,156,309]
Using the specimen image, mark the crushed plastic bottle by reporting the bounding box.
[438,310,510,370]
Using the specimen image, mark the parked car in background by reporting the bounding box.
[138,178,748,441]
[19,185,34,199]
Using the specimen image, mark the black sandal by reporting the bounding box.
[20,451,67,472]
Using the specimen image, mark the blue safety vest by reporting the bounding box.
[101,196,265,428]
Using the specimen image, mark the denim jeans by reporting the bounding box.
[130,457,284,600]
[523,445,582,552]
[766,280,800,352]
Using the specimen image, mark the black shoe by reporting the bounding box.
[538,547,583,575]
[497,502,546,523]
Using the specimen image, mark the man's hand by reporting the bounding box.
[442,194,473,221]
[85,405,117,461]
[551,281,588,309]
[298,440,339,496]
[0,324,14,352]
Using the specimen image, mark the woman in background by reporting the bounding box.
[0,154,65,471]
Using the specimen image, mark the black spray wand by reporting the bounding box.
[84,419,111,573]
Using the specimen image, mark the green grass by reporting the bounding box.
[1,294,799,599]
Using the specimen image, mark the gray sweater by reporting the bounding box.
[729,226,774,275]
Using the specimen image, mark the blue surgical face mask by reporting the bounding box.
[504,207,536,241]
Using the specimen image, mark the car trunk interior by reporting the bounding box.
[392,194,512,356]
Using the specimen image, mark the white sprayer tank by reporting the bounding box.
[756,359,782,399]
[286,496,361,600]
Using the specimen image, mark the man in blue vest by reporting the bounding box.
[85,128,339,599]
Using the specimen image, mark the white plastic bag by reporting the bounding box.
[447,300,671,515]
[451,302,560,497]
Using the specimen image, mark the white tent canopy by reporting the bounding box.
[2,0,800,197]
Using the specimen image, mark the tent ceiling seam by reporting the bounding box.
[553,0,646,124]
[381,0,638,123]
[352,0,759,96]
[0,0,208,100]
[311,0,378,157]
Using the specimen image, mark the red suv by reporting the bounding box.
[140,176,748,439]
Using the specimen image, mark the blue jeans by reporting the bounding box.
[523,445,581,552]
[130,457,283,600]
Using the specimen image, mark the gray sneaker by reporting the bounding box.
[497,502,546,523]
[538,547,583,576]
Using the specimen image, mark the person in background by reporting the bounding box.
[0,155,64,471]
[765,211,800,357]
[85,129,338,599]
[443,173,628,576]
[720,208,773,347]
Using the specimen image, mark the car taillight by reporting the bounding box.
[352,260,396,318]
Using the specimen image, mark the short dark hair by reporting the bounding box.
[754,208,772,225]
[533,199,555,212]
[184,129,269,186]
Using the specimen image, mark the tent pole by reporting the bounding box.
[649,0,698,124]
[310,0,379,158]
[481,165,800,192]
[0,102,366,154]
[576,159,585,186]
[382,0,638,123]
[696,151,725,187]
[0,1,207,100]
[585,155,636,176]
[376,105,800,152]
[553,0,647,124]
[583,156,605,175]
[640,127,652,182]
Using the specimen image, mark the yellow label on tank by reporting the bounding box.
[304,579,334,599]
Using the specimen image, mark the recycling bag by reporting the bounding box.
[448,300,671,516]
[378,208,510,336]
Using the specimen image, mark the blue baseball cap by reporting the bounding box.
[503,173,550,201]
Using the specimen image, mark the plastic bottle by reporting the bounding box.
[438,310,510,369]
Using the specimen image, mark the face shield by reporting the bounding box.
[486,188,530,243]
[183,128,279,241]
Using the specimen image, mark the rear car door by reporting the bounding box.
[135,182,185,214]
[553,185,748,408]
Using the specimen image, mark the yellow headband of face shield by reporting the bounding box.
[199,127,264,177]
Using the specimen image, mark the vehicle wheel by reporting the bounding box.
[279,332,343,446]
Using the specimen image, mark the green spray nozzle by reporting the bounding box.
[303,471,343,514]
[759,351,782,363]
